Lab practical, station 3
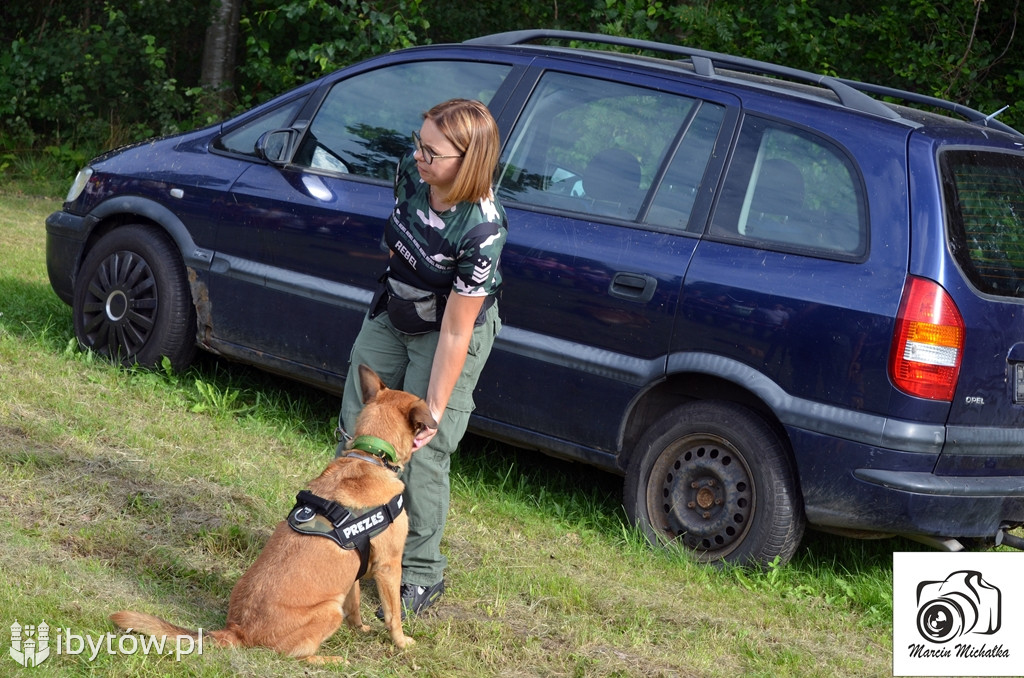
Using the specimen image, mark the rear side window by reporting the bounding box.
[497,71,721,228]
[942,149,1024,298]
[710,116,867,258]
[294,60,513,181]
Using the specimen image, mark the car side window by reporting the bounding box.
[214,98,307,156]
[293,60,512,181]
[497,72,715,225]
[710,116,867,258]
[645,103,725,232]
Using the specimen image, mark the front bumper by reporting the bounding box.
[45,210,91,304]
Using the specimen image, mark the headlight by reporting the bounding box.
[65,167,94,203]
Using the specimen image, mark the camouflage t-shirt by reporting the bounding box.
[384,152,506,298]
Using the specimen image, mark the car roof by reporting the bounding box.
[464,29,1023,139]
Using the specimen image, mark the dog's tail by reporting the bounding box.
[110,611,242,647]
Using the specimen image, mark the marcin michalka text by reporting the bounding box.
[907,644,1010,659]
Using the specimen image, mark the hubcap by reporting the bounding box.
[647,434,754,559]
[105,289,129,322]
[80,250,158,360]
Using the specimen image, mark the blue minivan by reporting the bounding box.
[46,30,1024,566]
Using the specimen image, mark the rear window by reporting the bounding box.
[709,116,867,258]
[942,149,1024,298]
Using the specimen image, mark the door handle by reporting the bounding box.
[609,272,657,302]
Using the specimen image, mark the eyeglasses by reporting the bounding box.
[412,130,463,165]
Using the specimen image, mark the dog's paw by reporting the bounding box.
[356,624,371,634]
[394,635,415,649]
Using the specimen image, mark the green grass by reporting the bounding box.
[0,190,904,676]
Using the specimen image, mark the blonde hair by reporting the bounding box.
[424,99,500,204]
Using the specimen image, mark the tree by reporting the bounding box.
[201,0,243,117]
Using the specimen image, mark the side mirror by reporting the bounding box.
[255,129,300,165]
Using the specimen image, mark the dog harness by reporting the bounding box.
[286,436,404,579]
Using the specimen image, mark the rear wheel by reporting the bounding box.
[73,225,197,370]
[624,400,805,567]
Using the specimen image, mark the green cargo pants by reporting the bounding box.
[337,303,500,586]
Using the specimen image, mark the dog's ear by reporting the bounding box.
[409,400,437,435]
[358,364,386,404]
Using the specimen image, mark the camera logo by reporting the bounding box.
[916,570,1001,644]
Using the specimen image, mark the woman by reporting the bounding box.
[338,98,506,617]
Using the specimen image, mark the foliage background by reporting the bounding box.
[1,0,1021,184]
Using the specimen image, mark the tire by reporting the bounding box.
[73,224,197,371]
[624,400,805,567]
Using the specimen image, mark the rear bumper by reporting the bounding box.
[852,468,1024,538]
[791,427,1024,539]
[855,469,1024,496]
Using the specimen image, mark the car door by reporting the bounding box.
[674,102,918,523]
[205,57,521,390]
[473,66,736,462]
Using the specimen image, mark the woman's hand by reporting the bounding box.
[413,411,441,449]
[421,293,486,448]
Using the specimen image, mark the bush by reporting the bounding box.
[237,0,429,110]
[592,0,1024,132]
[0,0,430,160]
[0,5,204,150]
[1,0,1021,168]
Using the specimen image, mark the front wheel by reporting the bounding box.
[72,224,197,370]
[624,400,805,567]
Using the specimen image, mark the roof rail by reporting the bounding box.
[836,78,1021,136]
[466,29,1020,135]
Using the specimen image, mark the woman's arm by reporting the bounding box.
[416,292,486,446]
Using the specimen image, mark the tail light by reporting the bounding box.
[889,276,964,401]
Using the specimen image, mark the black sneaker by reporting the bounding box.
[376,580,445,621]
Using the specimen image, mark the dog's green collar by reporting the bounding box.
[350,434,398,464]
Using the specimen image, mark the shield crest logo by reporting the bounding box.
[9,620,50,667]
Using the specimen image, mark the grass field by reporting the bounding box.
[0,192,904,676]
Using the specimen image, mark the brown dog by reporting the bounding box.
[111,365,435,662]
